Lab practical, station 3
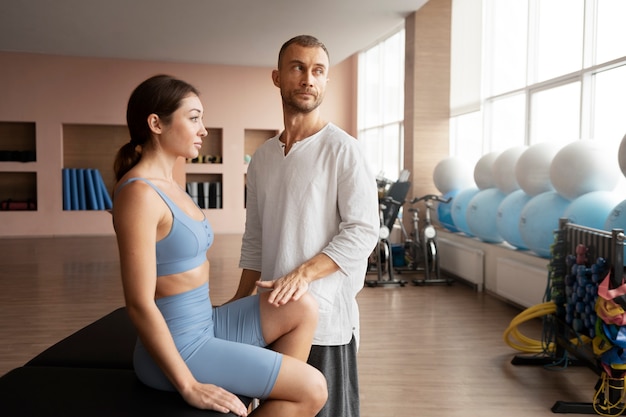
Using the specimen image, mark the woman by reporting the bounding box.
[112,74,327,417]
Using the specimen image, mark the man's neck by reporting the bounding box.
[281,110,326,145]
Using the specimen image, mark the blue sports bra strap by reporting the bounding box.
[114,177,180,214]
[115,177,160,197]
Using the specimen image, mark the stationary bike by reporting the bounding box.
[366,179,411,287]
[395,194,453,285]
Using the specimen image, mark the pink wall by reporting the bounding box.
[0,52,356,237]
[322,55,358,135]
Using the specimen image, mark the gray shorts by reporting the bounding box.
[308,335,360,417]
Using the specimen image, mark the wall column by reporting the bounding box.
[404,0,452,205]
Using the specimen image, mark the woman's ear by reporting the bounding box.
[147,114,162,134]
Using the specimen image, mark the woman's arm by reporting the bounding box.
[113,182,248,415]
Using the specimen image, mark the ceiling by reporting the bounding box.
[0,0,428,68]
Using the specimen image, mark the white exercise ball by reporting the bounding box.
[618,133,626,178]
[474,151,500,190]
[550,140,621,200]
[493,146,527,194]
[515,142,561,196]
[432,156,475,195]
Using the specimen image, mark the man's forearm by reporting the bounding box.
[231,268,262,300]
[295,252,340,283]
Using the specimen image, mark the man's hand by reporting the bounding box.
[256,273,310,307]
[256,254,340,306]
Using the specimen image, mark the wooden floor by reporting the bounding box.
[0,234,600,416]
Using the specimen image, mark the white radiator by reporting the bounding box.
[495,258,548,308]
[438,237,485,291]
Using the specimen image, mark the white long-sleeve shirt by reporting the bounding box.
[239,123,379,346]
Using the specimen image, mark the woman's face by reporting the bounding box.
[160,94,207,159]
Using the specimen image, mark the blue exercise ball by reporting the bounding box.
[604,198,626,260]
[466,188,507,243]
[519,191,571,258]
[450,187,480,237]
[496,189,532,250]
[563,191,622,230]
[436,189,459,232]
[605,199,626,232]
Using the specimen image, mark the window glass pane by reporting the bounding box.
[381,123,403,180]
[382,32,405,123]
[595,0,626,64]
[360,124,403,181]
[535,0,584,82]
[359,46,381,129]
[486,0,528,95]
[358,29,404,182]
[593,64,626,149]
[360,128,382,175]
[488,94,526,151]
[450,111,483,168]
[450,0,626,181]
[530,82,580,147]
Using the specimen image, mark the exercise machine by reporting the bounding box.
[366,179,410,287]
[395,194,454,285]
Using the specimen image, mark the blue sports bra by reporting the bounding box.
[116,178,214,276]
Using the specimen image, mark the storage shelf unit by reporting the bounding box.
[0,121,280,237]
[0,122,37,210]
[63,124,130,198]
[243,129,277,209]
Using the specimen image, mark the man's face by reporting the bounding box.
[273,44,329,114]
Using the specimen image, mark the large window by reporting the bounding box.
[530,81,581,147]
[357,29,405,181]
[593,64,626,145]
[450,0,626,163]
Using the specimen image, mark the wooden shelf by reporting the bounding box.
[0,122,36,154]
[194,127,222,163]
[0,161,38,172]
[244,128,277,161]
[63,124,130,197]
[0,172,37,205]
[185,163,223,174]
[0,122,280,235]
[0,122,38,209]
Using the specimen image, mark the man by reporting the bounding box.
[233,35,379,417]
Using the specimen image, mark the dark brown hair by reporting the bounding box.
[277,35,330,68]
[113,75,200,181]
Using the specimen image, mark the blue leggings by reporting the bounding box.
[134,282,282,399]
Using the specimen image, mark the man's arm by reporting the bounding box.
[256,253,339,307]
[227,269,261,303]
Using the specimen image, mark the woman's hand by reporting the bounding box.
[180,381,249,416]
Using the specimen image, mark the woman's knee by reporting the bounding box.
[308,366,328,412]
[273,358,327,412]
[298,292,319,321]
[293,365,328,413]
